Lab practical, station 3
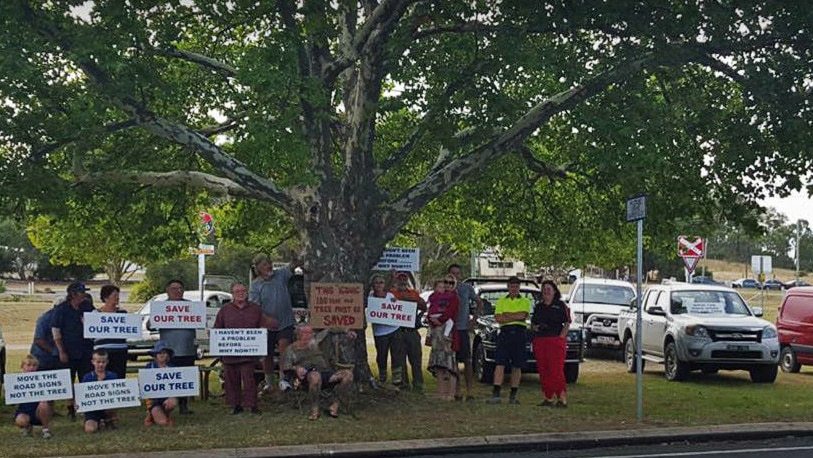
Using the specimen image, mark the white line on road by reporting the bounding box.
[599,445,813,458]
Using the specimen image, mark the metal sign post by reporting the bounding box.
[626,194,646,422]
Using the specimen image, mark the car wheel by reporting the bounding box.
[473,343,494,384]
[750,364,778,383]
[664,341,689,381]
[624,337,643,373]
[780,346,802,373]
[564,362,579,384]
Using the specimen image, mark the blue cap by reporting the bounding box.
[150,341,174,356]
[67,282,89,294]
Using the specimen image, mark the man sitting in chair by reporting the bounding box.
[281,324,354,420]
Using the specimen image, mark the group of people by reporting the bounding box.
[13,256,574,438]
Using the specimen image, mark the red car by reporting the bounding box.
[776,286,813,372]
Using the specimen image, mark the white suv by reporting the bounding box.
[567,278,636,350]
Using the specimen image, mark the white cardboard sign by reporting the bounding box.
[4,369,73,405]
[373,247,420,272]
[150,300,206,329]
[83,312,142,339]
[366,297,418,327]
[74,378,141,413]
[208,328,268,356]
[138,366,200,399]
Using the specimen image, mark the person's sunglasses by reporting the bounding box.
[444,280,455,285]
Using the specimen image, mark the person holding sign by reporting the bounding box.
[390,271,426,392]
[143,341,177,428]
[213,283,264,415]
[249,253,301,393]
[369,274,404,388]
[80,350,119,433]
[52,282,95,421]
[13,355,54,439]
[427,277,460,401]
[92,285,129,379]
[157,279,196,415]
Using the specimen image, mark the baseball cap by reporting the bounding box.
[67,282,89,294]
[507,276,521,285]
[150,341,174,357]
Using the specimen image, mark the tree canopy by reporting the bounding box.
[1,1,812,282]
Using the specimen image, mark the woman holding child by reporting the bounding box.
[426,275,460,400]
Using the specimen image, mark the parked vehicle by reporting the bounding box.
[776,286,813,373]
[127,290,233,360]
[566,278,636,350]
[691,276,723,285]
[618,283,779,383]
[731,278,761,289]
[783,280,811,290]
[761,279,784,291]
[469,278,585,384]
[0,323,6,392]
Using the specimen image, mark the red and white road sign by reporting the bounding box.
[682,256,700,274]
[678,236,704,258]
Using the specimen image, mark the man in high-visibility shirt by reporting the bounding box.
[486,276,531,405]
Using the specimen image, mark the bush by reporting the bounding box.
[129,258,197,302]
[0,279,6,294]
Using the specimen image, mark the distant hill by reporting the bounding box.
[696,258,806,283]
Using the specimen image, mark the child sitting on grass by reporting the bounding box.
[79,349,119,433]
[143,341,177,428]
[13,355,53,439]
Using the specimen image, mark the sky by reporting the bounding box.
[760,190,813,225]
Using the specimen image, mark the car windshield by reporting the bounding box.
[480,289,538,303]
[570,284,635,306]
[669,290,751,316]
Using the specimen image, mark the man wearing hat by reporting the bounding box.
[390,271,426,391]
[51,282,95,420]
[249,252,303,393]
[143,341,178,428]
[486,276,531,405]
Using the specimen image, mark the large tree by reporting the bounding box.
[2,1,812,372]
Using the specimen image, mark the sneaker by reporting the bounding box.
[508,397,520,405]
[555,400,568,408]
[232,406,244,415]
[42,429,52,439]
[278,380,292,392]
[485,395,502,404]
[21,425,33,437]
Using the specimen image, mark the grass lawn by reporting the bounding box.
[1,289,811,456]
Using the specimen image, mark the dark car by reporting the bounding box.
[732,278,761,289]
[784,280,811,290]
[762,279,784,291]
[691,276,723,285]
[469,278,585,385]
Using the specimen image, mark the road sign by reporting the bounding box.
[626,194,647,222]
[678,236,704,258]
[751,255,772,275]
[682,256,700,274]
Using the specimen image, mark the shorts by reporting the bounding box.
[84,410,109,423]
[146,398,169,411]
[266,326,294,354]
[455,330,471,361]
[14,404,42,426]
[494,325,528,369]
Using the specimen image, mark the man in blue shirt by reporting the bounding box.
[31,305,60,370]
[52,282,95,420]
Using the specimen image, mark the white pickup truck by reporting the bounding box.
[617,282,780,383]
[567,278,636,350]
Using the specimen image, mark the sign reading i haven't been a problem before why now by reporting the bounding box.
[4,369,73,405]
[83,312,142,339]
[150,300,206,329]
[138,366,200,399]
[209,328,268,356]
[74,378,141,413]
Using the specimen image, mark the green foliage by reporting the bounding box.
[130,258,197,302]
[0,279,6,294]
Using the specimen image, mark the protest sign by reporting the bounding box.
[4,369,73,405]
[150,300,206,329]
[366,296,418,327]
[372,247,420,272]
[74,378,141,413]
[83,312,142,339]
[209,328,268,356]
[308,283,364,329]
[138,366,200,399]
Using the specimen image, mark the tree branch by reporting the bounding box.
[73,170,259,199]
[413,22,557,41]
[517,145,569,181]
[156,46,236,77]
[30,119,137,162]
[198,113,246,137]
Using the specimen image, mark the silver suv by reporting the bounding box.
[567,278,636,350]
[619,283,779,383]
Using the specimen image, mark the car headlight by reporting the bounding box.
[566,330,581,343]
[762,326,777,339]
[685,325,710,339]
[572,312,584,324]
